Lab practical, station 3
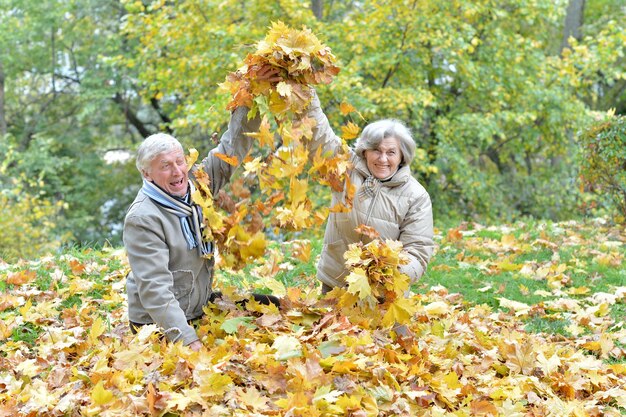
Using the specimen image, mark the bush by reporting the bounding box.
[0,182,67,262]
[578,113,626,221]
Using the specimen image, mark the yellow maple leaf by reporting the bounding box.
[343,244,363,266]
[288,177,308,205]
[382,297,416,326]
[239,231,267,261]
[91,380,114,406]
[236,386,270,411]
[268,90,290,115]
[276,81,292,97]
[272,334,302,360]
[423,301,450,316]
[339,102,356,115]
[18,298,32,317]
[197,372,233,398]
[246,117,275,150]
[341,121,360,140]
[275,203,310,230]
[16,359,40,377]
[89,316,106,344]
[214,152,239,166]
[186,148,199,170]
[346,268,372,300]
[502,339,536,375]
[243,156,263,176]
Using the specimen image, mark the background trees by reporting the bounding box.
[1,0,624,260]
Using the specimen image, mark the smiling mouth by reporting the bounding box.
[172,178,184,186]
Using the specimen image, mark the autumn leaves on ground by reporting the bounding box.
[0,218,624,416]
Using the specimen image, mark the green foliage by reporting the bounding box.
[560,15,626,112]
[0,172,65,262]
[0,134,138,248]
[578,113,626,220]
[1,0,625,250]
[0,0,147,247]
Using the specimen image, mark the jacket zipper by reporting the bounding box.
[360,183,381,242]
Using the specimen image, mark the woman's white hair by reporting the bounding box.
[355,119,416,165]
[135,133,183,173]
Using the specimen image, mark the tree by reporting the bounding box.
[561,0,585,53]
[0,0,146,246]
[1,0,625,256]
[0,59,5,136]
[558,0,626,113]
[578,113,626,220]
[311,0,323,20]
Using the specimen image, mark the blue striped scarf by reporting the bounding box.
[141,179,212,256]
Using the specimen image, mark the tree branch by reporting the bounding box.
[112,92,153,138]
[149,96,173,134]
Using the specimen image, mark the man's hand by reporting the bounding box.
[188,340,203,351]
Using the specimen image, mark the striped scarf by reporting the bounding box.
[141,179,212,256]
[360,175,379,199]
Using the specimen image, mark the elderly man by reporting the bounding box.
[123,106,271,351]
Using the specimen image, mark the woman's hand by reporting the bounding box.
[256,66,282,83]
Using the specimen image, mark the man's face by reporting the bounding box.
[143,148,189,196]
[364,136,402,179]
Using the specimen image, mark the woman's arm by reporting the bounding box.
[398,189,435,283]
[304,90,344,159]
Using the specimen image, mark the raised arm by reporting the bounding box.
[304,90,345,159]
[201,106,261,195]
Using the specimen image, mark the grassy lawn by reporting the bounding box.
[221,218,625,343]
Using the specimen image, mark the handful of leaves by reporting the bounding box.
[220,21,340,117]
[335,239,418,328]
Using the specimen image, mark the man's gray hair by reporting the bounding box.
[135,133,184,173]
[355,119,416,165]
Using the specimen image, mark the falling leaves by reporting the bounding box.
[194,23,351,269]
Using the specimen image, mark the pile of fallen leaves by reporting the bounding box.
[1,219,625,416]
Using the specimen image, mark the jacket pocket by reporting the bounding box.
[171,270,194,314]
[322,240,349,281]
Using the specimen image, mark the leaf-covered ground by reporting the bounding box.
[0,219,625,416]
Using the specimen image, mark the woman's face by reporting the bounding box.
[364,136,402,179]
[143,148,189,196]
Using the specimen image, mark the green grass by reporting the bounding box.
[238,219,626,347]
[11,323,42,346]
[524,315,572,336]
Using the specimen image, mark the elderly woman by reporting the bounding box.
[123,106,264,351]
[306,92,434,293]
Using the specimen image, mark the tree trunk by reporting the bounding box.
[311,0,323,20]
[0,60,6,136]
[560,0,585,53]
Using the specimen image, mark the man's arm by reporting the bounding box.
[202,106,261,195]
